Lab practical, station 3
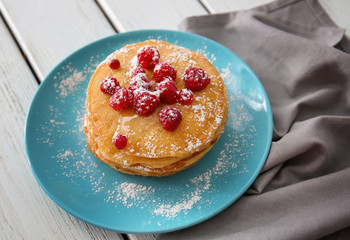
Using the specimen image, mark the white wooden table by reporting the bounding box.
[0,0,349,239]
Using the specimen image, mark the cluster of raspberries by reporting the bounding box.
[99,46,210,149]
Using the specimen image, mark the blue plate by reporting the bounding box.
[25,30,273,234]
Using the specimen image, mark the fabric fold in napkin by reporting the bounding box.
[159,0,350,239]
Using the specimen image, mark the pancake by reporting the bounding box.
[84,40,229,177]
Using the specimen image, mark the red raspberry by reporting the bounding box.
[133,89,160,116]
[132,65,146,76]
[153,61,177,82]
[109,87,133,111]
[159,107,182,131]
[137,46,160,70]
[100,77,120,95]
[183,66,210,91]
[154,77,178,104]
[109,58,120,70]
[178,88,194,105]
[114,134,127,149]
[128,73,152,92]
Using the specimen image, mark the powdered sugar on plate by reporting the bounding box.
[106,182,155,208]
[154,192,202,218]
[56,69,86,97]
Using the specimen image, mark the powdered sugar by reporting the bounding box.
[56,69,86,97]
[57,150,74,159]
[166,47,196,66]
[129,56,138,68]
[221,66,232,85]
[128,73,152,91]
[106,182,155,208]
[154,192,202,218]
[54,65,84,97]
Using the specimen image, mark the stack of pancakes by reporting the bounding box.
[84,40,229,177]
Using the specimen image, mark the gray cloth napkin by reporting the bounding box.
[158,0,350,239]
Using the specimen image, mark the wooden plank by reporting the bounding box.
[0,0,116,81]
[0,8,124,240]
[200,0,274,13]
[0,16,40,240]
[319,0,350,31]
[97,0,208,32]
[319,0,350,52]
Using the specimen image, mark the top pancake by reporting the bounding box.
[85,40,228,164]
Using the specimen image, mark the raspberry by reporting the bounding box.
[183,66,210,91]
[133,89,160,116]
[132,65,146,76]
[100,77,120,95]
[109,58,120,70]
[153,61,177,82]
[114,135,127,149]
[154,77,178,104]
[159,107,182,131]
[137,46,160,70]
[109,87,133,111]
[178,88,194,105]
[128,73,152,92]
